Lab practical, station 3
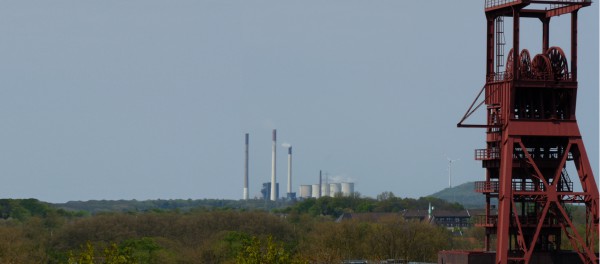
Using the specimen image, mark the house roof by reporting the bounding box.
[403,209,471,218]
[336,212,401,222]
[336,209,472,223]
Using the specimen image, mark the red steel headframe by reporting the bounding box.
[459,1,598,263]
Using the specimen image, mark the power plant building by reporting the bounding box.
[261,182,279,201]
[241,130,355,201]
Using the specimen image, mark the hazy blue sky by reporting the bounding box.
[0,1,597,203]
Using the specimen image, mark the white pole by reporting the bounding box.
[447,158,459,188]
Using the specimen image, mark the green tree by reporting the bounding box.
[67,242,138,264]
[68,242,95,264]
[236,236,306,264]
[120,238,165,263]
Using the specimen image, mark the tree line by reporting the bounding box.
[279,192,464,217]
[0,196,475,263]
[1,208,464,263]
[0,196,592,263]
[51,192,464,217]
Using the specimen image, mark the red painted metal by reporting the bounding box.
[458,1,598,264]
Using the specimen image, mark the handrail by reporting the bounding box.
[475,181,499,193]
[473,215,498,226]
[486,72,572,83]
[511,181,545,191]
[485,0,519,8]
[474,180,573,193]
[475,148,573,161]
[474,214,560,226]
[486,0,590,9]
[475,149,500,160]
[513,148,573,160]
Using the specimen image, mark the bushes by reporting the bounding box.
[297,216,450,263]
[0,199,485,263]
[47,210,296,263]
[283,194,464,218]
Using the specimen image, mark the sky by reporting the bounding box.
[0,1,597,203]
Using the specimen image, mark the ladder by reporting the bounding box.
[495,17,506,75]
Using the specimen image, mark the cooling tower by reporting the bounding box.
[330,183,341,197]
[341,182,354,197]
[311,184,320,198]
[299,185,312,198]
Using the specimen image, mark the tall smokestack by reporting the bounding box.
[243,133,249,200]
[287,146,292,194]
[318,170,322,198]
[270,129,277,201]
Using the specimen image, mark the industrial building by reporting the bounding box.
[244,131,355,201]
[260,182,279,201]
[244,129,298,201]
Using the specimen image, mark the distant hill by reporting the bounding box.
[429,182,486,209]
[49,184,487,214]
[0,198,85,221]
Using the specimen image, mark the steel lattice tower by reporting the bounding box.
[456,1,599,263]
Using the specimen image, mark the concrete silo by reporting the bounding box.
[299,185,312,199]
[311,184,320,198]
[341,182,354,197]
[329,183,342,197]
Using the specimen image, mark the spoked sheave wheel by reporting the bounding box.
[547,46,569,80]
[531,54,553,80]
[519,49,532,79]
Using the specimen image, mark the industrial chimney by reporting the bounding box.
[287,145,292,196]
[318,170,322,198]
[270,129,277,201]
[244,133,249,200]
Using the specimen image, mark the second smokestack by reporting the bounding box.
[270,129,277,201]
[287,145,292,195]
[319,170,322,198]
[244,133,249,200]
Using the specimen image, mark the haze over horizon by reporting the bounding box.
[0,1,597,203]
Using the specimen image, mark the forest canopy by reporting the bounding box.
[0,195,590,263]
